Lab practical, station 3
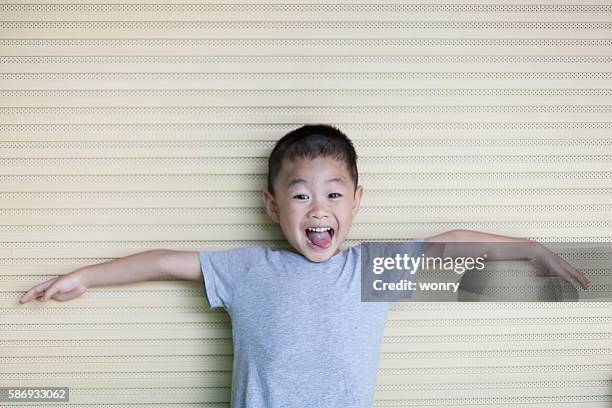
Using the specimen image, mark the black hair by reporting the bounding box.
[267,124,358,196]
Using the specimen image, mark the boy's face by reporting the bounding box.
[262,156,363,263]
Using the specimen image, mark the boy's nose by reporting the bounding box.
[308,205,330,219]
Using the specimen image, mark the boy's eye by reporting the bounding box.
[293,194,309,200]
[329,193,342,198]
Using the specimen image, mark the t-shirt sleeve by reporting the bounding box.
[198,246,264,309]
[360,239,425,302]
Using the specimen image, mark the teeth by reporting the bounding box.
[307,227,332,232]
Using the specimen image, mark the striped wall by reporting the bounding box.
[1,1,611,406]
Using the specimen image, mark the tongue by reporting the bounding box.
[306,229,332,248]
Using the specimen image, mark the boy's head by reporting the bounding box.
[261,124,364,262]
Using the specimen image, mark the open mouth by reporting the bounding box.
[304,226,335,249]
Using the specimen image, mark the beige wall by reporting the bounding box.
[2,1,611,406]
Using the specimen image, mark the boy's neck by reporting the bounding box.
[287,245,340,257]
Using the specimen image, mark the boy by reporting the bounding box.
[19,124,590,407]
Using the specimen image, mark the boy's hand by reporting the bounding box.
[19,269,89,304]
[531,242,590,290]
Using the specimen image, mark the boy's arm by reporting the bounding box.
[19,249,202,304]
[158,250,202,281]
[423,229,590,289]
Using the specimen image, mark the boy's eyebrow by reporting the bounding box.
[287,178,307,189]
[327,177,346,185]
[287,177,345,188]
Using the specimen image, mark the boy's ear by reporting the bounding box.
[351,185,364,217]
[261,190,280,223]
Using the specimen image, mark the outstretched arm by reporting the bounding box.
[19,249,202,304]
[424,229,590,289]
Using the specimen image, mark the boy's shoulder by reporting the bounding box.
[199,245,270,262]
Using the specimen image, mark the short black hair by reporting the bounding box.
[267,124,358,195]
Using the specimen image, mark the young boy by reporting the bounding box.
[18,124,589,407]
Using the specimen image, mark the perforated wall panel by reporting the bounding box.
[1,1,611,406]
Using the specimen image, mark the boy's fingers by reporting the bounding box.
[20,278,56,303]
[546,257,579,288]
[555,267,580,288]
[555,259,588,290]
[557,256,590,288]
[542,252,588,290]
[40,284,60,302]
[551,255,586,289]
[567,269,589,289]
[53,288,82,302]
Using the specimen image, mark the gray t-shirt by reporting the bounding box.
[199,241,423,407]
